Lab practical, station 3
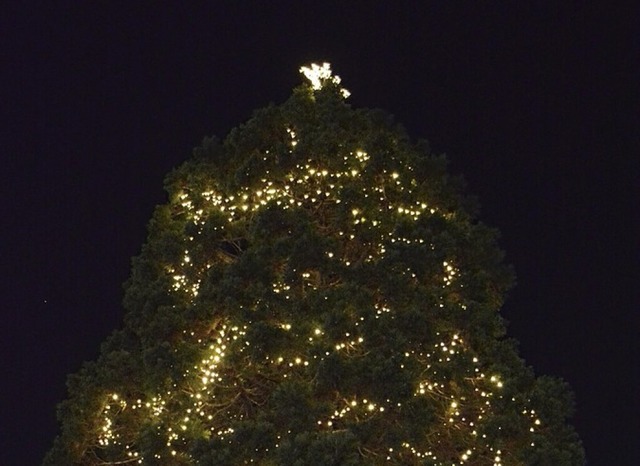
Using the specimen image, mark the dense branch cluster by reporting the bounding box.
[45,64,583,465]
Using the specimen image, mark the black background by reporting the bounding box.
[1,3,637,464]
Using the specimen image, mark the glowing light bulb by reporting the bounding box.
[299,62,350,97]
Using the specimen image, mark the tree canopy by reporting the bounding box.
[45,63,584,465]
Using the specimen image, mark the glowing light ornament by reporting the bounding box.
[299,62,350,98]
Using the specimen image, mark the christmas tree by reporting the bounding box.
[45,63,584,465]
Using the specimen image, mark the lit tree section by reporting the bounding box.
[45,64,584,465]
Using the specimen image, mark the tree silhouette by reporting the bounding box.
[45,63,584,465]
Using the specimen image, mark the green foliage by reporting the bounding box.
[45,66,584,465]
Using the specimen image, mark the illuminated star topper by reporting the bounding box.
[299,62,350,98]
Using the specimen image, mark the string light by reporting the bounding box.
[68,63,565,465]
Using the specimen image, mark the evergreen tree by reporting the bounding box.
[45,63,584,465]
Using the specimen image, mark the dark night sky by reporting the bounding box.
[1,3,637,464]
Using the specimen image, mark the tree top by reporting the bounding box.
[299,62,351,98]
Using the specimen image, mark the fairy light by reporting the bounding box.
[70,63,567,465]
[442,260,458,286]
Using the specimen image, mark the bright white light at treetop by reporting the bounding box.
[299,62,350,98]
